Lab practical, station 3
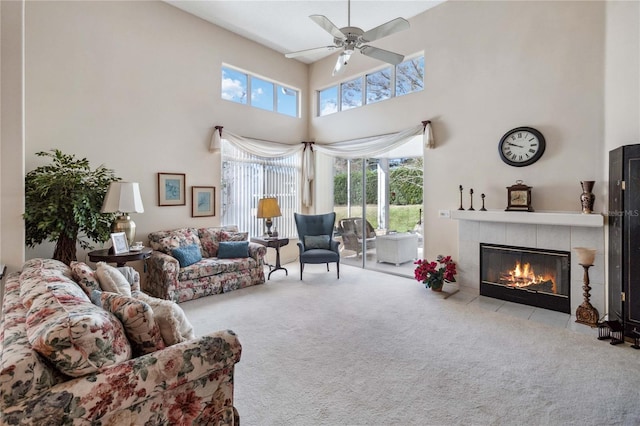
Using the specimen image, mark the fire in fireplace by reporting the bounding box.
[480,244,570,314]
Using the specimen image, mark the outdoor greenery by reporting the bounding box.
[24,150,119,265]
[333,158,423,205]
[333,156,423,233]
[334,204,422,234]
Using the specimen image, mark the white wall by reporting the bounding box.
[1,0,26,281]
[309,1,609,262]
[23,1,308,263]
[604,1,640,154]
[2,0,638,281]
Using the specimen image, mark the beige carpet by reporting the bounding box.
[181,263,640,426]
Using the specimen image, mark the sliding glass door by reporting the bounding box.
[334,143,423,277]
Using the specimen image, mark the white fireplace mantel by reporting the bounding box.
[450,209,605,318]
[450,210,603,227]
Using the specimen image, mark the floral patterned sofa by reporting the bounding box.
[146,226,266,303]
[0,258,241,425]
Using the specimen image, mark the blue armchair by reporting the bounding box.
[294,212,340,280]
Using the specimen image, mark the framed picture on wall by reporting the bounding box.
[110,232,129,255]
[192,186,215,217]
[158,173,186,206]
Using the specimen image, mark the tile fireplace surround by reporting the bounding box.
[450,210,605,317]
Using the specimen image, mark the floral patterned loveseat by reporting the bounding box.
[0,258,241,425]
[146,226,266,303]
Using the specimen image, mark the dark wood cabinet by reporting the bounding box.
[608,144,640,336]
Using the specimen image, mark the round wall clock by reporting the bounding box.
[498,126,546,167]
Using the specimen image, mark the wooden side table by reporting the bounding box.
[251,237,289,280]
[88,247,152,267]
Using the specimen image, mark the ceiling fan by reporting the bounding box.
[285,0,410,76]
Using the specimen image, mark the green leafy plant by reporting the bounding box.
[24,150,120,265]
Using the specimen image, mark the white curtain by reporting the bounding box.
[211,123,425,206]
[313,124,423,159]
[210,128,303,157]
[302,144,314,207]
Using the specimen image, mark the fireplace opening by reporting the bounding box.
[480,244,570,314]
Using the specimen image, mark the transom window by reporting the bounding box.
[222,65,300,118]
[318,55,424,116]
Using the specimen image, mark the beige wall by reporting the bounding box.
[1,0,26,282]
[1,0,638,279]
[604,1,640,155]
[308,0,625,261]
[23,1,308,263]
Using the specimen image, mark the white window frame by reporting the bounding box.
[222,64,300,118]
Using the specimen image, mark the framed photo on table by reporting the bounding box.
[192,186,215,217]
[110,232,129,254]
[158,173,186,206]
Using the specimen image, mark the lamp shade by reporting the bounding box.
[257,197,281,219]
[101,182,144,214]
[573,247,596,266]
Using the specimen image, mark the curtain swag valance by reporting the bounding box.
[209,121,434,206]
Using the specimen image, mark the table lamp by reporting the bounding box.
[257,197,281,237]
[101,182,144,245]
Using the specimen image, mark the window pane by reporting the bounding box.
[396,56,424,96]
[221,67,247,104]
[319,86,338,116]
[366,68,392,104]
[277,85,298,117]
[341,77,363,111]
[251,77,274,111]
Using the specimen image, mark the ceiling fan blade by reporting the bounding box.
[332,51,352,77]
[285,45,339,59]
[310,15,346,40]
[360,45,405,65]
[361,17,410,43]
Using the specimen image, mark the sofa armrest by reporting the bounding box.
[144,250,180,300]
[248,242,267,263]
[2,330,242,425]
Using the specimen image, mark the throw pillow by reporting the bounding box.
[217,241,249,258]
[220,231,249,242]
[305,235,331,250]
[95,262,132,297]
[148,228,201,254]
[70,261,101,295]
[172,244,203,268]
[90,290,166,356]
[134,291,196,346]
[21,262,131,377]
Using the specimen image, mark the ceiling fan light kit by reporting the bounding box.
[285,0,410,76]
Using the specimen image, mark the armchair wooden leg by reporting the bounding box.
[326,263,329,272]
[337,262,339,279]
[300,262,303,280]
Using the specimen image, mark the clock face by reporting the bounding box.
[499,127,546,167]
[510,190,528,206]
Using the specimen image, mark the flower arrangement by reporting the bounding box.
[414,255,457,290]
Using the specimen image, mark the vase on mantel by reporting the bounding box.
[580,181,595,214]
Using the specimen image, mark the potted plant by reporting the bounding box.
[414,255,457,291]
[24,150,120,265]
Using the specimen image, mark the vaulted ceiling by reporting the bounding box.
[165,1,444,64]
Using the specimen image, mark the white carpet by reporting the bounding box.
[181,263,640,426]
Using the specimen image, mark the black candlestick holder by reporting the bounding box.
[468,188,475,211]
[458,185,464,210]
[480,193,487,211]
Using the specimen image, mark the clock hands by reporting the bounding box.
[506,142,524,148]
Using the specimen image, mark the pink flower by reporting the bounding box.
[414,255,457,288]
